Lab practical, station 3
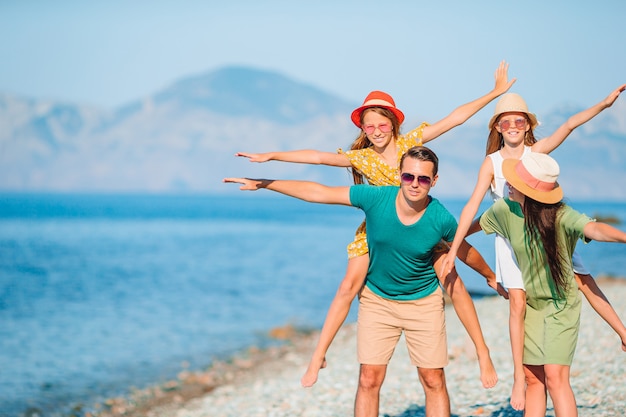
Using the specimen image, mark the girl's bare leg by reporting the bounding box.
[524,364,547,417]
[432,252,498,388]
[301,254,369,387]
[508,288,527,410]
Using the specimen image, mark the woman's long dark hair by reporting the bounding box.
[522,197,569,299]
[348,107,401,184]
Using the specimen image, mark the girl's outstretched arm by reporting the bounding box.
[235,150,352,167]
[422,60,516,143]
[441,157,495,276]
[576,274,626,353]
[455,239,509,298]
[533,84,626,154]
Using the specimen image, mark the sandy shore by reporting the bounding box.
[92,278,626,417]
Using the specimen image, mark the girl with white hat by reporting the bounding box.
[441,85,626,411]
[236,62,515,389]
[477,152,626,417]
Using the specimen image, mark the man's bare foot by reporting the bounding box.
[510,375,526,410]
[478,353,498,388]
[301,356,327,387]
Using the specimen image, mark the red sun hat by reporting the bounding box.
[350,90,405,128]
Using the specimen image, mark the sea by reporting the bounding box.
[1,192,625,417]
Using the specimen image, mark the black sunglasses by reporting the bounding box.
[400,173,432,187]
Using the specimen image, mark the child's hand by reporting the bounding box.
[493,60,516,96]
[235,152,271,163]
[439,252,456,278]
[602,84,626,108]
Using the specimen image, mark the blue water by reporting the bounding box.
[1,193,625,417]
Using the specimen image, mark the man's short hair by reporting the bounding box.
[400,146,439,175]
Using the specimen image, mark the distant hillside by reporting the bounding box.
[0,66,625,199]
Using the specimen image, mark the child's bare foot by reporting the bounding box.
[300,356,327,387]
[510,374,526,410]
[478,353,498,388]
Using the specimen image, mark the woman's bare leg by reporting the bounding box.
[544,364,577,417]
[508,288,527,410]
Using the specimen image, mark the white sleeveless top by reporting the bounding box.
[488,146,531,201]
[486,146,588,289]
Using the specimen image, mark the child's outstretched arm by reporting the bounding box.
[533,84,626,154]
[422,60,516,143]
[441,157,495,277]
[580,220,626,350]
[455,239,509,298]
[236,150,351,167]
[576,274,626,353]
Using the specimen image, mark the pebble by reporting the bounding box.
[136,283,626,417]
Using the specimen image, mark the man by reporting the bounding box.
[224,146,485,417]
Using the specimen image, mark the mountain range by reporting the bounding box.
[1,66,625,200]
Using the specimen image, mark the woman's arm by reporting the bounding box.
[533,84,626,154]
[422,61,516,143]
[583,221,626,243]
[236,149,352,167]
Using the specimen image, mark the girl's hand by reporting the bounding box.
[602,84,626,108]
[492,281,509,299]
[440,251,457,277]
[493,60,516,96]
[235,152,271,163]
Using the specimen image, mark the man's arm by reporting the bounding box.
[222,177,352,206]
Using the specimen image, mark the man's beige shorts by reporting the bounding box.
[357,285,447,368]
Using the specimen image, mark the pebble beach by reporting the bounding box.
[93,279,626,417]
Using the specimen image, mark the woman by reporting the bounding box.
[475,152,626,417]
[440,86,626,409]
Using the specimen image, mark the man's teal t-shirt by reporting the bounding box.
[350,185,457,300]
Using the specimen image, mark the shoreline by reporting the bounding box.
[88,276,626,417]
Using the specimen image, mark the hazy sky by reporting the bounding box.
[2,0,625,123]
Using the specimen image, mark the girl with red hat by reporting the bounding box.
[236,61,515,389]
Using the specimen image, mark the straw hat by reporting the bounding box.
[350,90,405,128]
[502,152,563,204]
[489,93,538,129]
